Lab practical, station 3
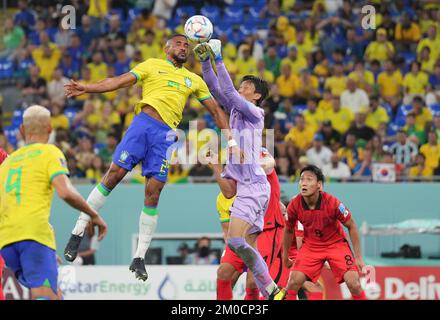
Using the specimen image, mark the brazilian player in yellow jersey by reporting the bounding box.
[0,105,107,300]
[64,34,237,281]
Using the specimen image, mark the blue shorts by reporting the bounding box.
[0,240,58,294]
[113,112,177,182]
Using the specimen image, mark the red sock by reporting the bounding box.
[307,292,323,300]
[217,279,233,300]
[286,290,298,300]
[352,291,367,300]
[244,288,260,300]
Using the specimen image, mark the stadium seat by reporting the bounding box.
[223,7,243,25]
[294,104,307,114]
[64,107,78,126]
[240,20,257,35]
[11,109,23,127]
[4,125,19,149]
[0,59,13,79]
[175,6,196,19]
[249,3,266,19]
[398,51,416,66]
[200,5,221,23]
[128,8,141,21]
[396,104,412,118]
[394,115,406,128]
[429,103,440,116]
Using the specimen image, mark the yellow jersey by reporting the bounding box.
[216,192,235,223]
[130,58,212,129]
[0,143,69,250]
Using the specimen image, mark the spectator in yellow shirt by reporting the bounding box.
[296,69,320,102]
[395,13,421,52]
[281,45,308,74]
[31,44,61,81]
[50,102,69,130]
[417,25,440,61]
[418,46,436,73]
[326,96,355,134]
[408,153,433,180]
[317,89,333,117]
[288,28,315,58]
[284,114,315,152]
[403,61,429,104]
[348,61,374,95]
[420,131,440,170]
[87,51,108,82]
[411,96,433,131]
[256,60,275,84]
[236,45,258,80]
[366,96,390,130]
[377,59,403,108]
[324,63,347,97]
[139,30,163,61]
[303,98,324,133]
[365,28,395,62]
[276,16,296,43]
[337,133,363,171]
[276,63,300,98]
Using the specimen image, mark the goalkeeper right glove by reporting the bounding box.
[193,43,210,62]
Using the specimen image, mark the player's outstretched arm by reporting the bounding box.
[206,149,237,198]
[207,40,263,122]
[64,72,137,98]
[195,45,232,112]
[343,218,365,273]
[52,175,107,241]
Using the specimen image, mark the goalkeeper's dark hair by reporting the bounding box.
[300,165,325,183]
[241,75,269,106]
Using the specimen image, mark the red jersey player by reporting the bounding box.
[0,146,8,300]
[212,148,288,300]
[283,165,366,300]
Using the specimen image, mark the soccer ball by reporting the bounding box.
[184,15,213,43]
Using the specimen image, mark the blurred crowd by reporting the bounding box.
[1,0,440,183]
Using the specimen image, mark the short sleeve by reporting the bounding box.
[286,200,298,231]
[47,146,69,183]
[130,60,151,82]
[194,77,212,102]
[295,221,304,237]
[334,199,352,224]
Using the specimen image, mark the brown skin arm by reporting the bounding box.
[64,72,137,98]
[52,174,107,241]
[343,217,365,273]
[201,97,232,138]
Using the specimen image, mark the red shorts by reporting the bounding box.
[293,241,358,284]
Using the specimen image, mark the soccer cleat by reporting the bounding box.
[193,43,210,62]
[207,39,222,61]
[129,257,149,281]
[269,287,287,300]
[64,234,83,262]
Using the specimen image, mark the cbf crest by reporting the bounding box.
[184,77,192,88]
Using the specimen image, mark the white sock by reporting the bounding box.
[266,281,278,296]
[72,184,110,236]
[134,209,158,259]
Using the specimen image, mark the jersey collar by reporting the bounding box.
[301,192,322,210]
[166,58,183,69]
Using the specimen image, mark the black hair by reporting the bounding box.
[241,75,269,106]
[300,165,325,183]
